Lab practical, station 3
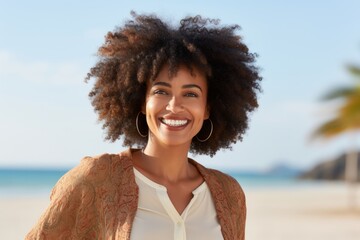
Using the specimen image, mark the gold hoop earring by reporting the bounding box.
[136,112,148,138]
[196,119,213,142]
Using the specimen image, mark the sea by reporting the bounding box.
[0,168,325,198]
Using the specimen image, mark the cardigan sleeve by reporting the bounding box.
[25,156,104,240]
[210,170,247,240]
[227,176,246,240]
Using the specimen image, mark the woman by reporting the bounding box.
[26,12,261,240]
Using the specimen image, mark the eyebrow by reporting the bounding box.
[152,82,203,92]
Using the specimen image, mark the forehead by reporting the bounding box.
[154,64,207,85]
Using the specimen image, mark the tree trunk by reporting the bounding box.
[345,149,358,209]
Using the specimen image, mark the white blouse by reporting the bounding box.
[131,168,224,240]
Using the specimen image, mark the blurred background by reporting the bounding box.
[0,0,359,239]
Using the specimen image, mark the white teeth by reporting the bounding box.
[162,119,188,127]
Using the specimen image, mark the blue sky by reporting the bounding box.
[1,0,360,171]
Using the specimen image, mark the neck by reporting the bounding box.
[140,141,192,183]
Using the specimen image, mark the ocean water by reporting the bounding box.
[0,169,68,197]
[0,168,319,197]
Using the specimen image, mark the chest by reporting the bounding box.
[130,174,224,240]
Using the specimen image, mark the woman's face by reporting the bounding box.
[144,64,209,147]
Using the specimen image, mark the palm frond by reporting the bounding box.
[320,87,355,101]
[340,94,360,117]
[311,118,348,140]
[347,65,360,78]
[311,58,360,142]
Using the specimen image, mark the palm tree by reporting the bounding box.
[311,64,360,209]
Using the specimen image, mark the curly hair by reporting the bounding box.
[85,12,262,157]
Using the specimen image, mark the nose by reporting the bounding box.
[166,96,184,113]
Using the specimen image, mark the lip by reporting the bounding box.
[159,117,190,129]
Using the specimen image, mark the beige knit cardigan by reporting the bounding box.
[26,149,246,240]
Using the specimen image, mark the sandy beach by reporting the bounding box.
[246,183,360,240]
[1,183,359,240]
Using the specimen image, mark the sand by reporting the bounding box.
[1,183,360,240]
[246,183,360,240]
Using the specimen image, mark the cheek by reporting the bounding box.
[193,103,208,122]
[145,98,165,126]
[145,98,160,114]
[200,101,209,116]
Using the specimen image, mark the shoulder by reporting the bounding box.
[26,149,135,239]
[190,159,245,200]
[205,168,245,198]
[51,149,133,199]
[189,159,246,239]
[80,149,132,174]
[192,161,246,214]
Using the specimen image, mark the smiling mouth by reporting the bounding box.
[160,118,189,127]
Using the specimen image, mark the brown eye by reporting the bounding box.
[185,92,198,97]
[153,89,168,95]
